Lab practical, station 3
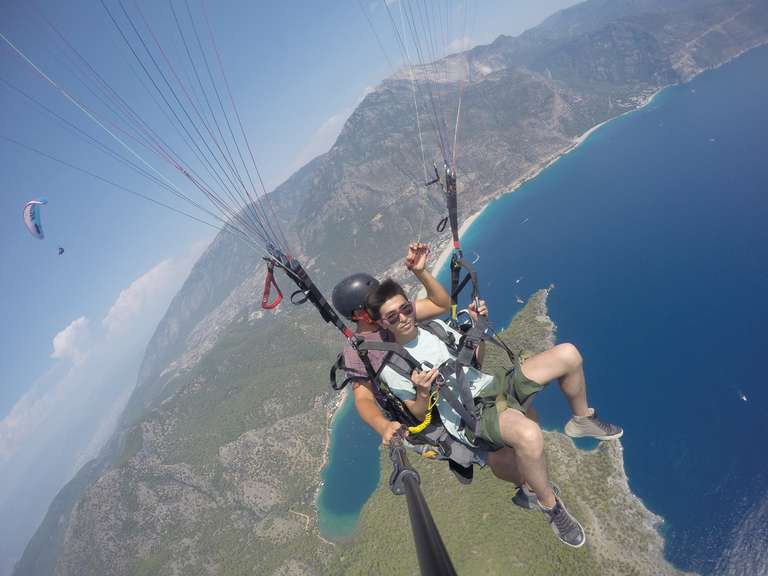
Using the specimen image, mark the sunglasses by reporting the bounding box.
[381,301,414,325]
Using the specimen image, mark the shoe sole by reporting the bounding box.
[564,425,624,441]
[560,527,586,549]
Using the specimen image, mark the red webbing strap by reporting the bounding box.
[261,261,283,309]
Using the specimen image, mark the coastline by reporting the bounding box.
[330,287,684,574]
[318,45,768,561]
[424,41,768,280]
[425,87,666,281]
[314,387,349,528]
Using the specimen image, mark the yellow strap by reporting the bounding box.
[407,390,439,434]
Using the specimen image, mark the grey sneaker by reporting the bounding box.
[565,408,623,440]
[539,496,586,548]
[512,482,561,510]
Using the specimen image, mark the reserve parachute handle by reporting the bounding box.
[261,260,283,310]
[264,244,355,341]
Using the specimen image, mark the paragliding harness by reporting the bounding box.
[261,166,516,483]
[330,312,516,484]
[258,246,481,479]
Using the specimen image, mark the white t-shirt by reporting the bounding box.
[379,320,495,446]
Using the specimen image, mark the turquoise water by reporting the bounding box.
[317,392,381,540]
[318,46,768,574]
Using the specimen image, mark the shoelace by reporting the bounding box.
[591,412,617,433]
[551,502,577,533]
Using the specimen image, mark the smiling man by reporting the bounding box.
[331,243,451,445]
[364,278,623,548]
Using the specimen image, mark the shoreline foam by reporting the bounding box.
[423,42,768,279]
[425,86,666,283]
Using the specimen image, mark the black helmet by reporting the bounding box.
[332,273,379,320]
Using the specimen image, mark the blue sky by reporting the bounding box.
[0,0,582,420]
[0,0,580,572]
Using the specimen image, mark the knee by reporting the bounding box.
[502,416,543,457]
[556,343,582,371]
[519,423,544,455]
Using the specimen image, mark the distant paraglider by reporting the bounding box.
[22,198,47,239]
[23,198,63,254]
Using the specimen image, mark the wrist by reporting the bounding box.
[376,420,394,436]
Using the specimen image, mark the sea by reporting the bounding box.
[317,45,768,575]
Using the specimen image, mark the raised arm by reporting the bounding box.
[406,242,450,321]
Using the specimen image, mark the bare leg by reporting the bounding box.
[525,404,540,424]
[487,446,523,484]
[519,343,589,417]
[498,409,555,508]
[487,408,540,489]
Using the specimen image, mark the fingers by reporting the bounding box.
[406,243,430,271]
[382,422,403,446]
[405,243,418,269]
[410,367,438,390]
[468,299,488,316]
[408,242,430,253]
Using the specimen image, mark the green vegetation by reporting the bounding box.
[17,2,767,572]
[320,288,681,576]
[326,446,601,576]
[20,286,683,576]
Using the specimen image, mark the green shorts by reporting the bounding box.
[473,358,545,448]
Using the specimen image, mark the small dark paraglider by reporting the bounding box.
[58,246,64,256]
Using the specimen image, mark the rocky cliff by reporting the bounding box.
[13,1,767,574]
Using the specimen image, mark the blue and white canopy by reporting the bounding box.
[22,198,48,239]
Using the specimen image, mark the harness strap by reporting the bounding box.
[486,332,516,364]
[451,272,472,302]
[329,353,371,392]
[360,338,480,433]
[445,168,459,248]
[328,339,427,430]
[450,256,480,302]
[433,363,478,431]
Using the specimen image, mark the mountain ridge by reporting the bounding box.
[13,1,768,574]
